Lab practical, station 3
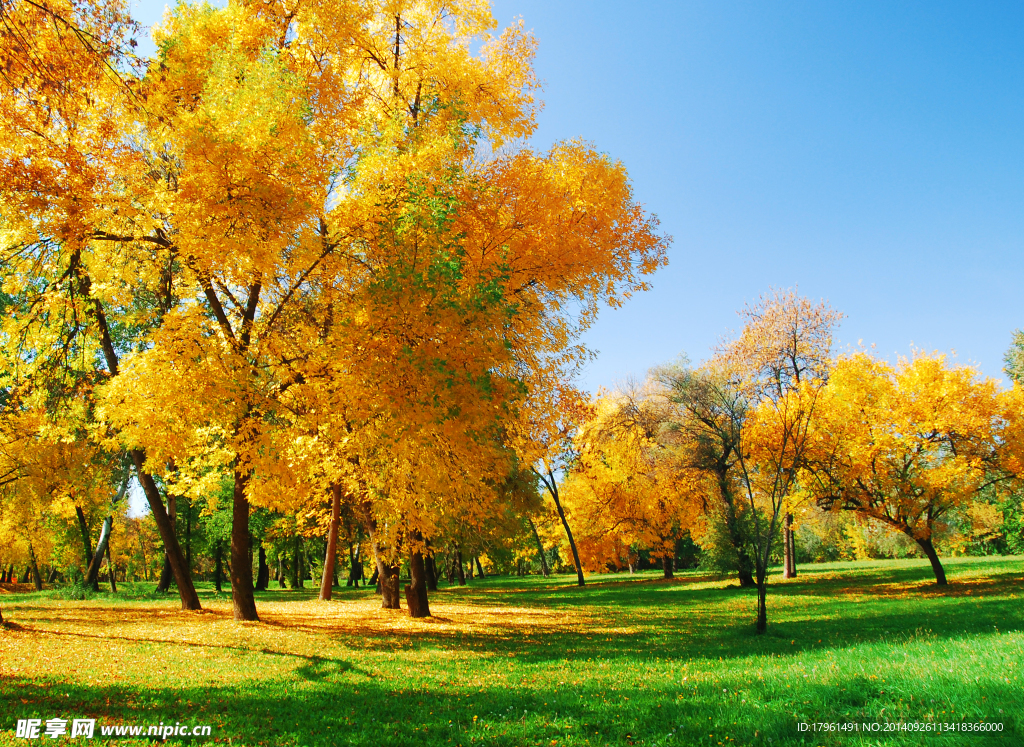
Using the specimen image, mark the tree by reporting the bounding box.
[715,289,842,632]
[804,351,1005,585]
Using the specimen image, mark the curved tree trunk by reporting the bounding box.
[319,484,341,601]
[916,536,948,585]
[528,518,549,576]
[75,506,99,591]
[85,517,112,590]
[230,468,259,621]
[474,556,486,579]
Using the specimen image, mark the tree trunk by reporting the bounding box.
[474,556,486,579]
[377,559,401,609]
[75,506,99,591]
[737,549,756,588]
[319,484,342,601]
[916,536,948,585]
[662,554,674,580]
[28,543,43,591]
[155,493,176,593]
[756,575,768,634]
[783,513,796,579]
[85,517,113,589]
[214,541,224,593]
[528,518,549,576]
[456,549,466,586]
[405,531,430,618]
[229,468,259,621]
[290,534,302,589]
[255,546,269,591]
[541,470,585,587]
[368,566,379,587]
[425,554,438,592]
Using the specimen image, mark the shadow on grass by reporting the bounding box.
[3,669,1020,746]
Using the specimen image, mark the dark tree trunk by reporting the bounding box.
[425,554,438,592]
[466,553,474,580]
[405,530,430,618]
[474,556,486,579]
[214,542,224,593]
[539,469,585,587]
[456,549,466,586]
[756,574,768,634]
[85,517,113,589]
[155,493,176,593]
[368,566,379,586]
[290,534,303,589]
[377,560,401,609]
[47,566,58,584]
[783,513,796,579]
[348,541,363,587]
[528,518,549,576]
[737,549,756,588]
[75,506,99,591]
[28,543,43,591]
[320,484,342,601]
[662,554,674,579]
[20,566,30,583]
[255,546,269,591]
[106,538,117,592]
[229,468,259,621]
[916,536,948,585]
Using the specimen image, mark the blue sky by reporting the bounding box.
[131,0,1024,393]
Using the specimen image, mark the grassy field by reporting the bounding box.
[1,556,1022,746]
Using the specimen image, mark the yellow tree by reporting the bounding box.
[714,289,842,632]
[803,351,1005,585]
[563,383,701,578]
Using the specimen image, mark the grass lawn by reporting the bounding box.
[1,556,1022,746]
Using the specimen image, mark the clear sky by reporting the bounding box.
[131,0,1024,394]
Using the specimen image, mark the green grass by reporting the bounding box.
[1,556,1022,746]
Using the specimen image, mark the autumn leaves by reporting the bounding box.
[561,290,1023,632]
[0,0,667,620]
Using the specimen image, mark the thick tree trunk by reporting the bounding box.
[528,518,549,576]
[319,484,341,601]
[85,517,113,589]
[405,531,430,618]
[474,556,486,579]
[255,546,269,591]
[28,543,43,591]
[916,536,948,585]
[662,554,674,580]
[155,493,176,593]
[214,542,224,593]
[737,549,756,588]
[230,468,259,621]
[783,513,797,579]
[455,549,466,586]
[377,559,401,609]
